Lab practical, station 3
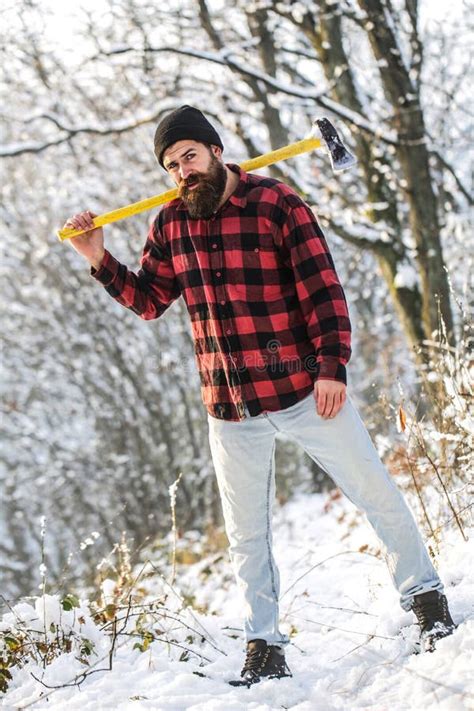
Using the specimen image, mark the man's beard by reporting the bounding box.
[178,153,227,219]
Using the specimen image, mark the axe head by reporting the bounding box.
[316,117,357,172]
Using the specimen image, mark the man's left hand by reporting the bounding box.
[314,379,347,419]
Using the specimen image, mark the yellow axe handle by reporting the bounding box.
[57,136,323,241]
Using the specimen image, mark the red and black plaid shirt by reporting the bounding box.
[92,164,352,420]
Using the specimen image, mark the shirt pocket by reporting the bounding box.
[223,231,276,265]
[224,232,285,300]
[246,232,277,267]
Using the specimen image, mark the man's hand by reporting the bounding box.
[63,211,105,271]
[314,379,347,419]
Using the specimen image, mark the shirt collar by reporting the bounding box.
[226,163,249,209]
[175,162,249,213]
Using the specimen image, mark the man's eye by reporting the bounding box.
[187,154,196,160]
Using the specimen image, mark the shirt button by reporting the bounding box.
[212,243,218,249]
[216,271,221,277]
[226,329,231,335]
[220,300,226,305]
[254,247,259,252]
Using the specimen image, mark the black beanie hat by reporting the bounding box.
[154,105,224,167]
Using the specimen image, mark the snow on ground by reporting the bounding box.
[2,492,473,711]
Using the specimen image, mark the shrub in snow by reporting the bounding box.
[0,593,101,692]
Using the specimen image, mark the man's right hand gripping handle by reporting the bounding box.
[63,211,105,272]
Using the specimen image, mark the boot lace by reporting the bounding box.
[413,594,448,628]
[242,646,270,676]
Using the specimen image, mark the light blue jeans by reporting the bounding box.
[207,391,443,646]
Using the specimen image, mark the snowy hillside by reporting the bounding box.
[2,492,472,711]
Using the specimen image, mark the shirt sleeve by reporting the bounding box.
[90,213,181,320]
[279,193,352,384]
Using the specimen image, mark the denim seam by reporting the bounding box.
[264,413,281,432]
[265,441,278,607]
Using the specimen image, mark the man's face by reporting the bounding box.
[163,140,227,219]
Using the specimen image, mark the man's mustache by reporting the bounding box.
[181,173,202,189]
[179,174,220,198]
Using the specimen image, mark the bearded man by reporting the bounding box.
[64,105,455,686]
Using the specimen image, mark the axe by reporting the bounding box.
[57,117,356,241]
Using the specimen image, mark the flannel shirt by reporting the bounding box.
[91,164,352,421]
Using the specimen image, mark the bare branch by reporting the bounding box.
[0,110,166,158]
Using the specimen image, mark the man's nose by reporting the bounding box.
[179,165,192,181]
